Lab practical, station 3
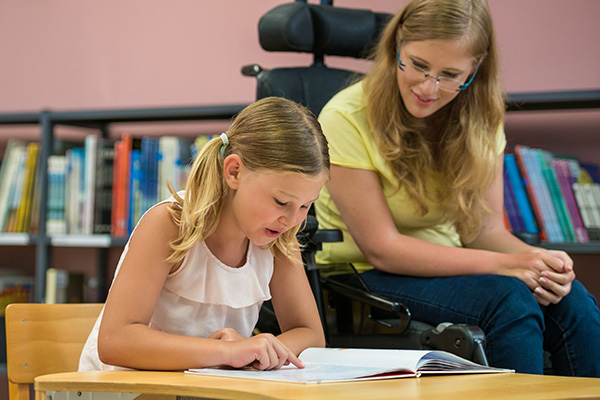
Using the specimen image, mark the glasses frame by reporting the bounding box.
[397,41,480,92]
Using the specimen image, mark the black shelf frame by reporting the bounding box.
[0,90,598,303]
[505,89,600,112]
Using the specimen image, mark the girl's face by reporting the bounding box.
[228,162,326,247]
[396,39,476,119]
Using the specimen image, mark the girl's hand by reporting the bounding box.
[226,333,305,371]
[209,328,246,342]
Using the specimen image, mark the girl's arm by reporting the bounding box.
[269,245,326,354]
[326,156,573,304]
[98,203,304,371]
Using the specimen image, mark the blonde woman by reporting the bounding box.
[315,0,600,376]
[79,97,328,371]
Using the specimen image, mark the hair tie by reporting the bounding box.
[219,132,229,147]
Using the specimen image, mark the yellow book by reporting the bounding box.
[15,142,40,232]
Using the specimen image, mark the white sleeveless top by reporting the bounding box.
[78,196,274,371]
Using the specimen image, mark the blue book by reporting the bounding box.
[517,146,564,242]
[504,154,538,234]
[128,149,142,234]
[503,166,525,232]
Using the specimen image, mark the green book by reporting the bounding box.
[537,149,577,243]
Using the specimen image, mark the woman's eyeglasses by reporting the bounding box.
[397,42,480,93]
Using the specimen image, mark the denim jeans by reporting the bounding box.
[360,270,600,377]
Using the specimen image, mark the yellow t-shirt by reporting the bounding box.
[315,82,506,273]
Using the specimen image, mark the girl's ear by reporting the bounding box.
[223,154,243,189]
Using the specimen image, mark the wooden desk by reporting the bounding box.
[35,371,600,400]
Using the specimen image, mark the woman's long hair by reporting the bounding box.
[363,0,505,243]
[166,97,329,263]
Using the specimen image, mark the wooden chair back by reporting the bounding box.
[5,303,103,400]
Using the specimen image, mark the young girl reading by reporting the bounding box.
[79,97,329,371]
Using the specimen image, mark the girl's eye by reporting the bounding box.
[275,199,287,207]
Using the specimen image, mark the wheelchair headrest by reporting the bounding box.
[258,3,392,59]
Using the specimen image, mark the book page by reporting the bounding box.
[186,362,415,384]
[299,347,427,371]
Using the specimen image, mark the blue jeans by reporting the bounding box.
[360,271,600,377]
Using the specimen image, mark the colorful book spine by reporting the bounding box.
[504,154,538,234]
[537,149,576,243]
[94,139,115,234]
[514,146,563,242]
[503,166,525,233]
[552,159,589,243]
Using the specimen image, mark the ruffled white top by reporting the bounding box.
[78,195,274,371]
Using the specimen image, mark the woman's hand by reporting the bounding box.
[502,249,575,306]
[224,333,304,371]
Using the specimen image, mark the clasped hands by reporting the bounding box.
[508,249,575,306]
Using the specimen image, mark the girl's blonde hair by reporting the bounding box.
[166,97,329,263]
[363,0,505,243]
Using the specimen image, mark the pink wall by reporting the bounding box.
[0,0,598,159]
[1,0,599,111]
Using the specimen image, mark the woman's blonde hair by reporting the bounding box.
[166,97,329,263]
[363,0,505,243]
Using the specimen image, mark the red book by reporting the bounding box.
[514,146,548,242]
[111,134,132,237]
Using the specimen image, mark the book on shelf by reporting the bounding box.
[81,135,98,235]
[537,149,577,243]
[47,155,68,235]
[0,133,210,238]
[510,145,600,244]
[552,158,589,243]
[503,164,526,233]
[2,144,27,233]
[504,154,538,235]
[0,141,27,232]
[45,268,85,304]
[0,271,33,314]
[15,142,40,233]
[65,147,84,234]
[514,145,563,242]
[94,139,115,234]
[111,134,132,237]
[186,347,512,384]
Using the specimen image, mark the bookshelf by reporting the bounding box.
[0,90,598,304]
[0,104,246,303]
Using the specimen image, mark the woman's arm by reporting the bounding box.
[327,163,506,276]
[269,245,326,354]
[326,157,573,304]
[98,204,304,371]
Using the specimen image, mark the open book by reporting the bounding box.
[186,347,513,384]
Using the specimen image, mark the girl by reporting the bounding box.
[314,0,600,376]
[79,97,328,371]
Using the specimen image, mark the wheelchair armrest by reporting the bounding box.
[321,276,411,333]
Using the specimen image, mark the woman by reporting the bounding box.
[314,0,600,376]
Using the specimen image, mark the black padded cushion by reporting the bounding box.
[258,3,391,59]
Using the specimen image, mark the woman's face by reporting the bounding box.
[396,39,477,119]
